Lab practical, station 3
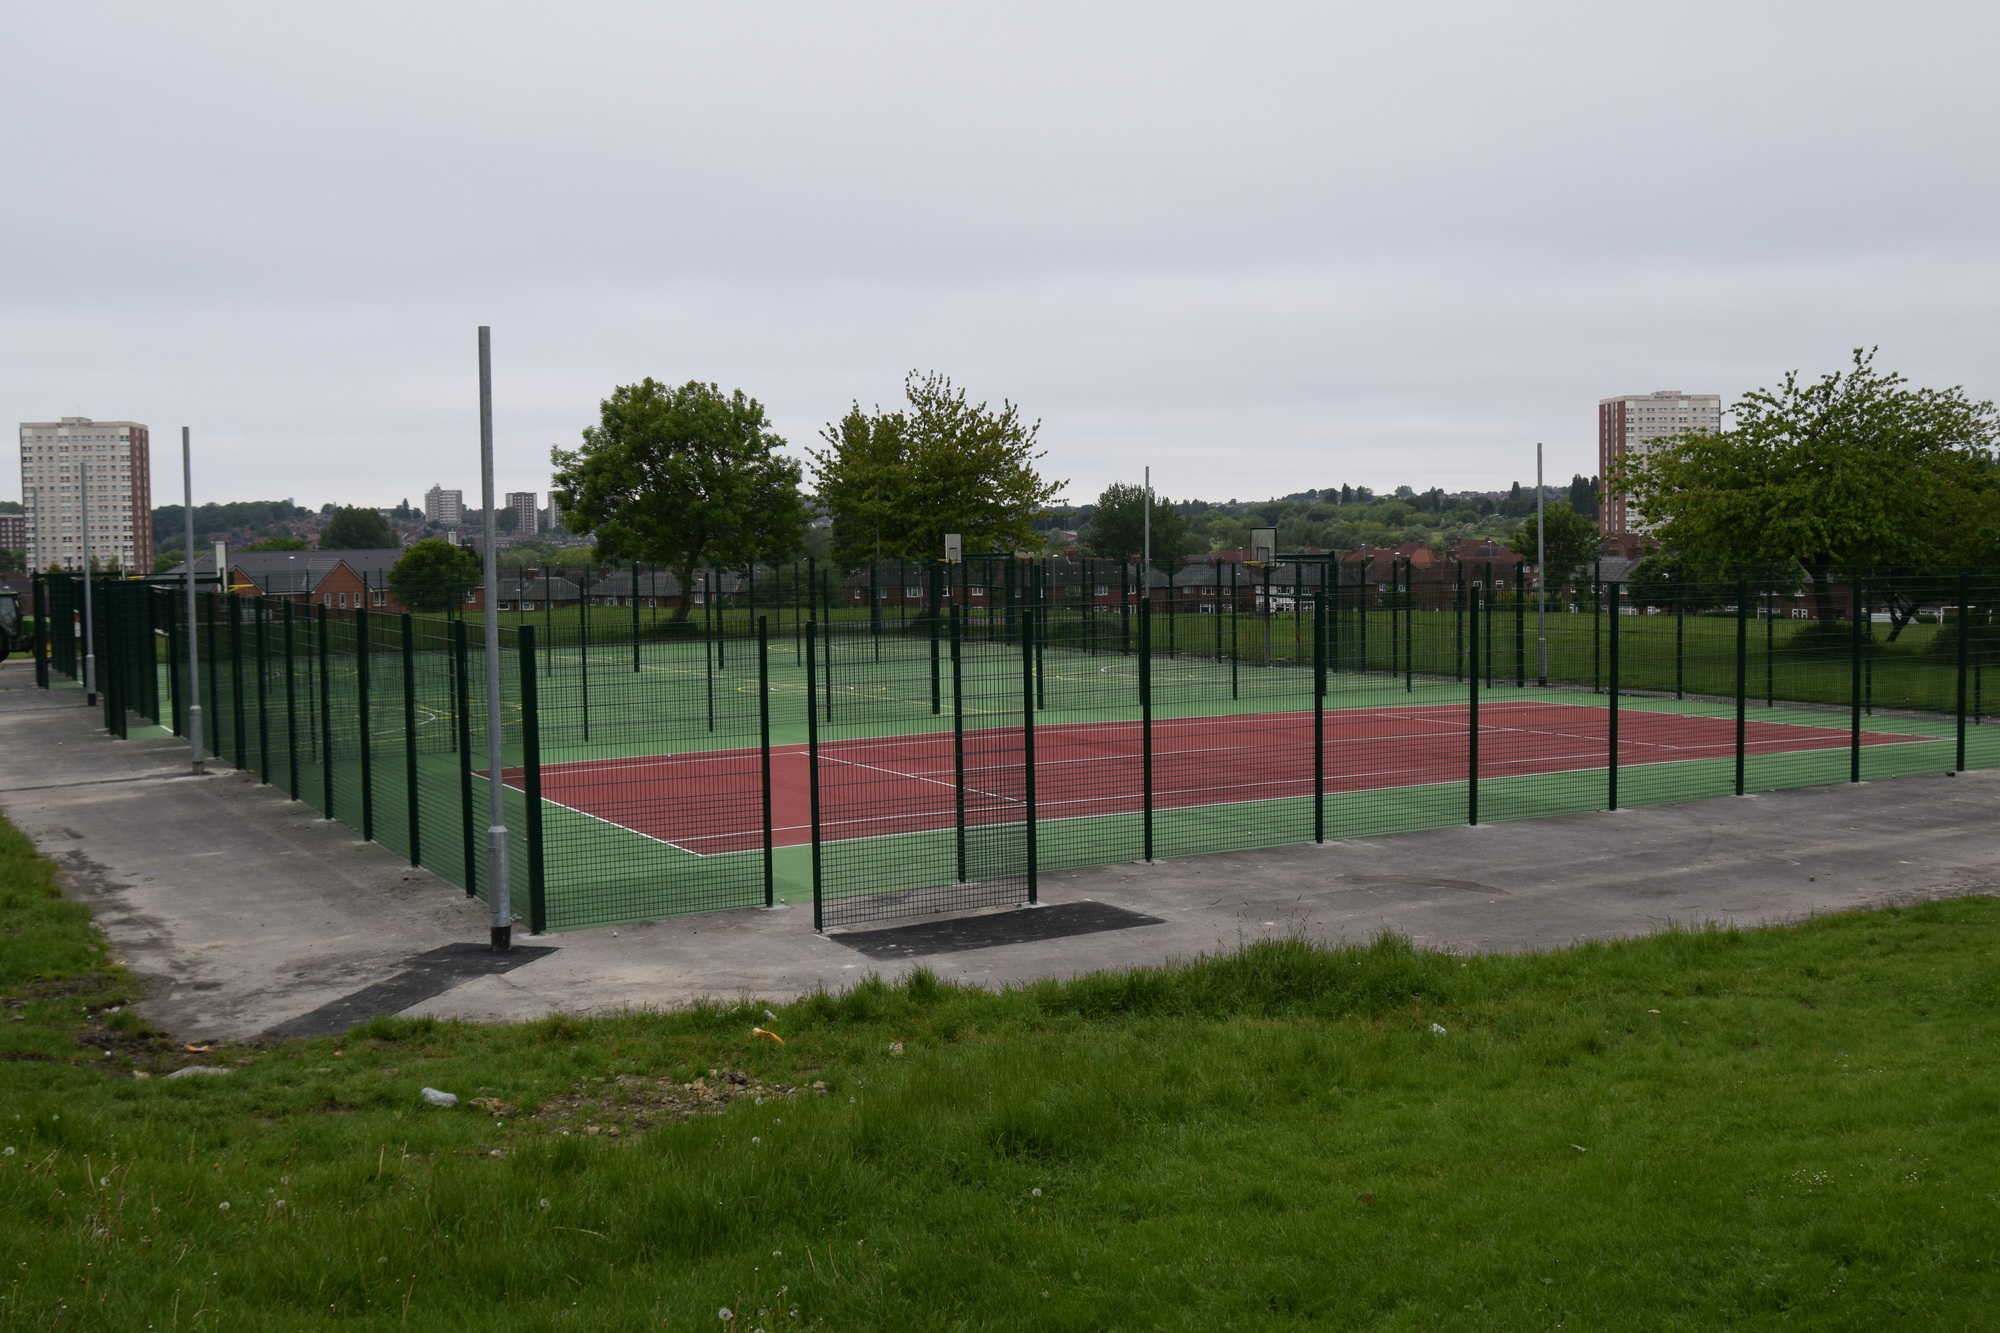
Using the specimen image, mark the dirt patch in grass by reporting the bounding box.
[474,1068,829,1145]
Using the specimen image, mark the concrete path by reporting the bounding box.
[3,662,1994,1041]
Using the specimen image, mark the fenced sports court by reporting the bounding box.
[31,558,2000,932]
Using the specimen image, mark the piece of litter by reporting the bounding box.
[420,1088,459,1107]
[165,1065,231,1079]
[888,1041,905,1056]
[1428,1023,1448,1035]
[182,1044,211,1054]
[1571,1144,1587,1152]
[1647,1009,1661,1015]
[750,1027,784,1044]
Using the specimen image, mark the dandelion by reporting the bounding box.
[718,1308,733,1322]
[1030,1188,1042,1198]
[100,1177,110,1187]
[538,1198,551,1209]
[751,1137,762,1146]
[217,1202,230,1212]
[2,1148,13,1157]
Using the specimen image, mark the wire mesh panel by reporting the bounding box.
[1032,582,1146,872]
[811,574,1034,929]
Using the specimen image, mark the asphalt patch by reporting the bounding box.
[829,900,1165,960]
[263,942,558,1039]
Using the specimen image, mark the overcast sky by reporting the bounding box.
[5,1,1996,511]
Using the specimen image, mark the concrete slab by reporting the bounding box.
[3,660,1995,1040]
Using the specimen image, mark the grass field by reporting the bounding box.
[5,810,2000,1328]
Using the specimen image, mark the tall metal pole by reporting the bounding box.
[80,460,96,706]
[1535,442,1548,686]
[1142,466,1152,582]
[182,429,203,772]
[479,327,512,951]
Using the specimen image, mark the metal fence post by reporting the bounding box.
[317,604,334,816]
[1591,559,1602,692]
[254,599,270,782]
[356,607,373,841]
[453,617,476,897]
[283,602,299,798]
[1956,572,1970,772]
[1313,584,1326,842]
[757,616,775,908]
[1140,599,1154,861]
[518,625,546,934]
[929,563,942,716]
[228,594,245,767]
[1021,605,1038,904]
[1607,581,1621,811]
[1735,580,1748,796]
[1514,562,1526,688]
[1850,579,1863,783]
[402,614,421,866]
[1467,589,1480,825]
[31,573,48,690]
[806,619,824,931]
[1675,599,1686,700]
[950,605,968,882]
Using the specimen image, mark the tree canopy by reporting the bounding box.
[243,536,307,552]
[320,506,397,550]
[389,538,480,613]
[810,371,1065,565]
[1617,349,2000,621]
[1507,502,1599,593]
[551,379,808,620]
[1080,483,1201,570]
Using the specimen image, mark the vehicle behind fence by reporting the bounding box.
[31,560,2000,933]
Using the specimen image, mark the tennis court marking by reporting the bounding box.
[517,701,1942,856]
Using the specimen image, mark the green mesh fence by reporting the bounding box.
[36,565,2000,934]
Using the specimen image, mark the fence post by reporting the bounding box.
[402,614,421,866]
[1765,589,1775,707]
[228,594,245,768]
[253,600,270,782]
[1850,579,1863,783]
[207,595,223,759]
[317,604,335,816]
[1140,599,1154,861]
[31,574,48,690]
[806,620,824,931]
[1021,604,1038,904]
[1313,584,1325,843]
[1607,582,1620,811]
[1956,572,1970,772]
[631,562,642,673]
[1735,580,1748,795]
[1229,561,1240,699]
[950,606,968,883]
[1405,558,1415,692]
[284,602,300,798]
[453,617,476,897]
[577,569,591,743]
[757,616,775,907]
[929,563,942,716]
[704,588,716,733]
[1591,559,1602,692]
[356,607,374,841]
[1467,589,1480,825]
[1119,560,1130,656]
[518,625,546,934]
[1389,556,1400,680]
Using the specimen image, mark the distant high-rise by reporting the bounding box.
[0,513,25,555]
[505,491,538,535]
[1598,390,1722,536]
[425,484,465,527]
[19,417,153,572]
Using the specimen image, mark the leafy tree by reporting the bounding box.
[552,378,808,620]
[1508,502,1599,594]
[0,548,22,571]
[1080,482,1201,570]
[1619,349,1999,623]
[243,536,306,552]
[389,538,480,613]
[320,506,397,550]
[811,371,1064,564]
[1625,555,1724,613]
[0,501,22,515]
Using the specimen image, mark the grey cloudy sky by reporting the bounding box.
[6,0,1996,509]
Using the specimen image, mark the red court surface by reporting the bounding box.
[515,700,1933,855]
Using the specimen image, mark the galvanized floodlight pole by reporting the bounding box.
[80,460,96,706]
[479,327,512,951]
[183,428,203,772]
[1535,441,1549,685]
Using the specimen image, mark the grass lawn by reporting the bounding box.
[5,815,2000,1328]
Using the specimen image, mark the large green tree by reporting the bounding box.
[388,538,480,613]
[1080,483,1201,571]
[810,371,1065,564]
[551,379,808,621]
[1507,502,1599,595]
[320,506,397,550]
[1618,349,2000,623]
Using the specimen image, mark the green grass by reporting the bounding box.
[5,814,2000,1328]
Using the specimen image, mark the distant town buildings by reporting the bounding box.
[18,417,154,572]
[1597,390,1721,536]
[505,490,538,535]
[0,513,25,554]
[424,484,465,527]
